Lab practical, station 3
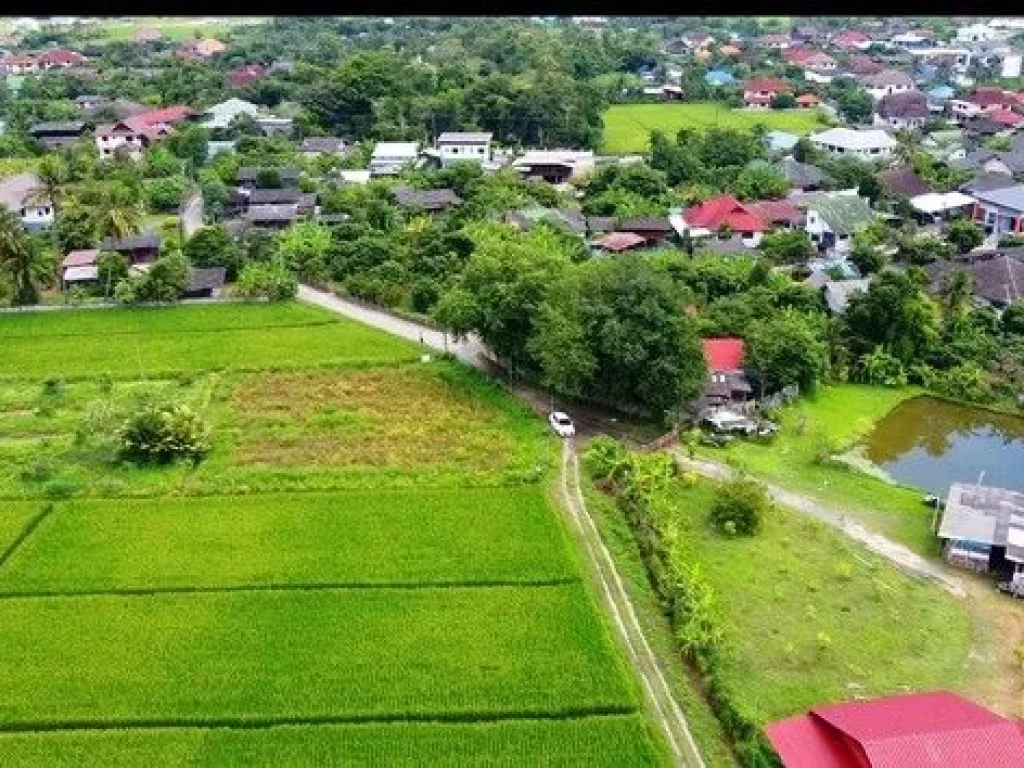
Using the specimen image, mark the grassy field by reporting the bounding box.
[0,488,578,591]
[0,716,663,767]
[0,303,420,379]
[698,384,939,555]
[80,17,267,44]
[603,473,971,726]
[0,300,664,764]
[601,102,829,155]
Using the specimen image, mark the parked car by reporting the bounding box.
[548,411,575,438]
[702,410,758,436]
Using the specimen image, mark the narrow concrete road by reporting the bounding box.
[674,454,967,598]
[299,284,702,766]
[562,441,705,768]
[297,284,494,372]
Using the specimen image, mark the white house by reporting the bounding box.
[808,127,898,161]
[369,141,421,176]
[0,173,53,233]
[511,150,595,184]
[202,97,261,130]
[436,132,493,167]
[862,69,915,101]
[957,24,1004,44]
[798,191,876,254]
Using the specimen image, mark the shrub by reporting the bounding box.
[584,435,628,480]
[117,402,211,465]
[709,477,771,536]
[236,260,298,301]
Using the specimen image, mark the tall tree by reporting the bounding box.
[86,184,144,242]
[0,211,48,305]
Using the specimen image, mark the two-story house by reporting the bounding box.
[742,77,793,108]
[95,106,197,160]
[0,172,52,233]
[369,142,421,177]
[863,69,916,101]
[436,132,493,167]
[873,90,930,131]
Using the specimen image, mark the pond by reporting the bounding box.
[863,396,1024,496]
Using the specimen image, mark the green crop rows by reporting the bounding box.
[0,301,666,765]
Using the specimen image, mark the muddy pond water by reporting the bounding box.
[862,396,1024,496]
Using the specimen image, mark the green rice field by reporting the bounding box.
[601,102,829,155]
[0,300,666,765]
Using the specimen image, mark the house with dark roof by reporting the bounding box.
[875,166,933,198]
[236,166,301,190]
[29,120,87,150]
[778,157,828,191]
[504,206,587,236]
[767,690,1024,767]
[843,54,884,77]
[961,172,1018,195]
[391,187,463,213]
[617,217,673,245]
[244,204,300,229]
[923,248,1024,308]
[183,267,227,299]
[98,233,162,265]
[873,90,930,130]
[301,137,348,158]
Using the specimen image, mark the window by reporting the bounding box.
[477,146,485,154]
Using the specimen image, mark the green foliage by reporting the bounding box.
[143,176,187,213]
[118,251,190,304]
[277,221,331,281]
[709,477,771,537]
[758,229,813,264]
[747,309,829,394]
[857,346,908,387]
[943,218,984,255]
[1004,302,1024,336]
[117,401,211,465]
[843,269,941,366]
[849,241,886,276]
[0,212,51,306]
[183,225,243,280]
[236,260,299,301]
[731,163,789,201]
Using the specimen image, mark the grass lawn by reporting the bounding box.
[0,585,635,724]
[700,384,940,556]
[0,716,665,767]
[0,300,667,765]
[0,487,579,591]
[601,102,829,155]
[640,476,971,724]
[82,17,267,44]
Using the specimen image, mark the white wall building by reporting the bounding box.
[808,127,898,161]
[369,141,421,176]
[202,98,261,130]
[0,173,53,233]
[437,132,493,167]
[956,24,1004,44]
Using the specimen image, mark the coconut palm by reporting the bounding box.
[86,183,144,242]
[0,210,49,305]
[28,155,68,248]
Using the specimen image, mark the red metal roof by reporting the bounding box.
[747,200,803,226]
[131,106,197,126]
[768,691,1024,768]
[987,109,1024,127]
[702,338,746,372]
[684,195,768,234]
[61,249,100,269]
[745,77,792,93]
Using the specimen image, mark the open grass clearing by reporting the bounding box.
[0,503,46,563]
[698,384,941,556]
[0,487,579,591]
[601,102,828,154]
[0,584,636,725]
[648,477,970,724]
[0,715,665,767]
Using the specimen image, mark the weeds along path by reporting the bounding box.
[561,441,705,768]
[673,453,967,599]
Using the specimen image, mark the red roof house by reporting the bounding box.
[987,109,1024,128]
[702,338,746,372]
[226,63,268,90]
[131,106,198,127]
[37,49,88,68]
[767,691,1024,768]
[796,94,821,108]
[832,31,871,50]
[746,200,804,228]
[683,195,769,235]
[592,231,647,253]
[743,77,794,107]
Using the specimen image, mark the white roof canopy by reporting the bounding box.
[910,191,976,214]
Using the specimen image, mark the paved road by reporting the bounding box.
[297,284,495,372]
[299,283,700,766]
[561,441,704,768]
[674,454,967,598]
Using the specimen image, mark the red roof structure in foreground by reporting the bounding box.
[593,231,647,253]
[767,691,1024,768]
[702,338,746,372]
[684,194,769,234]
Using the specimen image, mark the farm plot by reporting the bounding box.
[0,300,663,765]
[0,303,420,379]
[0,585,635,725]
[0,487,578,592]
[0,715,664,768]
[601,102,828,154]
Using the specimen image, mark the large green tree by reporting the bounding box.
[0,212,49,305]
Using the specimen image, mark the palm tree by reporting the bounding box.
[86,183,144,242]
[941,268,974,320]
[0,210,48,305]
[28,155,68,249]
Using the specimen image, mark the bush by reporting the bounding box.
[709,477,771,537]
[584,435,628,480]
[235,260,298,301]
[117,402,211,465]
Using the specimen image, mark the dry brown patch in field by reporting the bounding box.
[228,369,515,470]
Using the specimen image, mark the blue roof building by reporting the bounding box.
[705,69,735,87]
[927,85,955,101]
[765,130,800,153]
